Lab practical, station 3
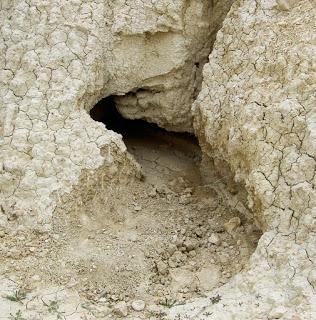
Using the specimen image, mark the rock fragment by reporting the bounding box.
[156,261,168,275]
[133,203,142,212]
[156,184,172,195]
[168,251,187,268]
[131,300,146,311]
[276,0,294,11]
[167,243,177,256]
[224,217,241,234]
[208,233,221,245]
[148,187,157,197]
[183,238,198,252]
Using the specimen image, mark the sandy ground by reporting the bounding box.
[0,121,261,319]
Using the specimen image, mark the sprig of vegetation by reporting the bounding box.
[4,289,27,303]
[9,310,26,320]
[210,294,221,304]
[42,299,66,320]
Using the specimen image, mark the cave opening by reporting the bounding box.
[87,95,262,302]
[90,95,133,135]
[89,95,200,163]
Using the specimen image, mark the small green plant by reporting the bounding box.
[9,310,26,320]
[42,299,65,319]
[204,311,213,316]
[210,294,221,304]
[4,289,27,303]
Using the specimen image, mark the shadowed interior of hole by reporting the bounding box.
[89,95,199,146]
[90,96,128,133]
[87,95,263,301]
[89,97,261,231]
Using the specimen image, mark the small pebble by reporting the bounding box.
[224,217,241,234]
[31,274,41,282]
[131,300,146,311]
[208,233,221,245]
[156,261,168,275]
[148,188,157,197]
[188,250,196,257]
[276,0,292,11]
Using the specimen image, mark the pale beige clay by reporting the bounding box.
[0,0,315,319]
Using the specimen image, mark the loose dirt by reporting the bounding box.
[0,121,261,318]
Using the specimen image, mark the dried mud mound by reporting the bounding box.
[0,0,316,319]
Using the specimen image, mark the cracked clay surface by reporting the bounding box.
[168,1,316,319]
[1,0,316,319]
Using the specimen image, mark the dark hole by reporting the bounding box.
[90,96,128,133]
[89,95,198,145]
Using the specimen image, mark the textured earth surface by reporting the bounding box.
[1,0,316,319]
[170,0,316,319]
[0,0,233,232]
[0,122,261,319]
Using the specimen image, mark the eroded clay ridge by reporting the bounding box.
[0,0,316,319]
[171,0,316,319]
[0,0,232,230]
